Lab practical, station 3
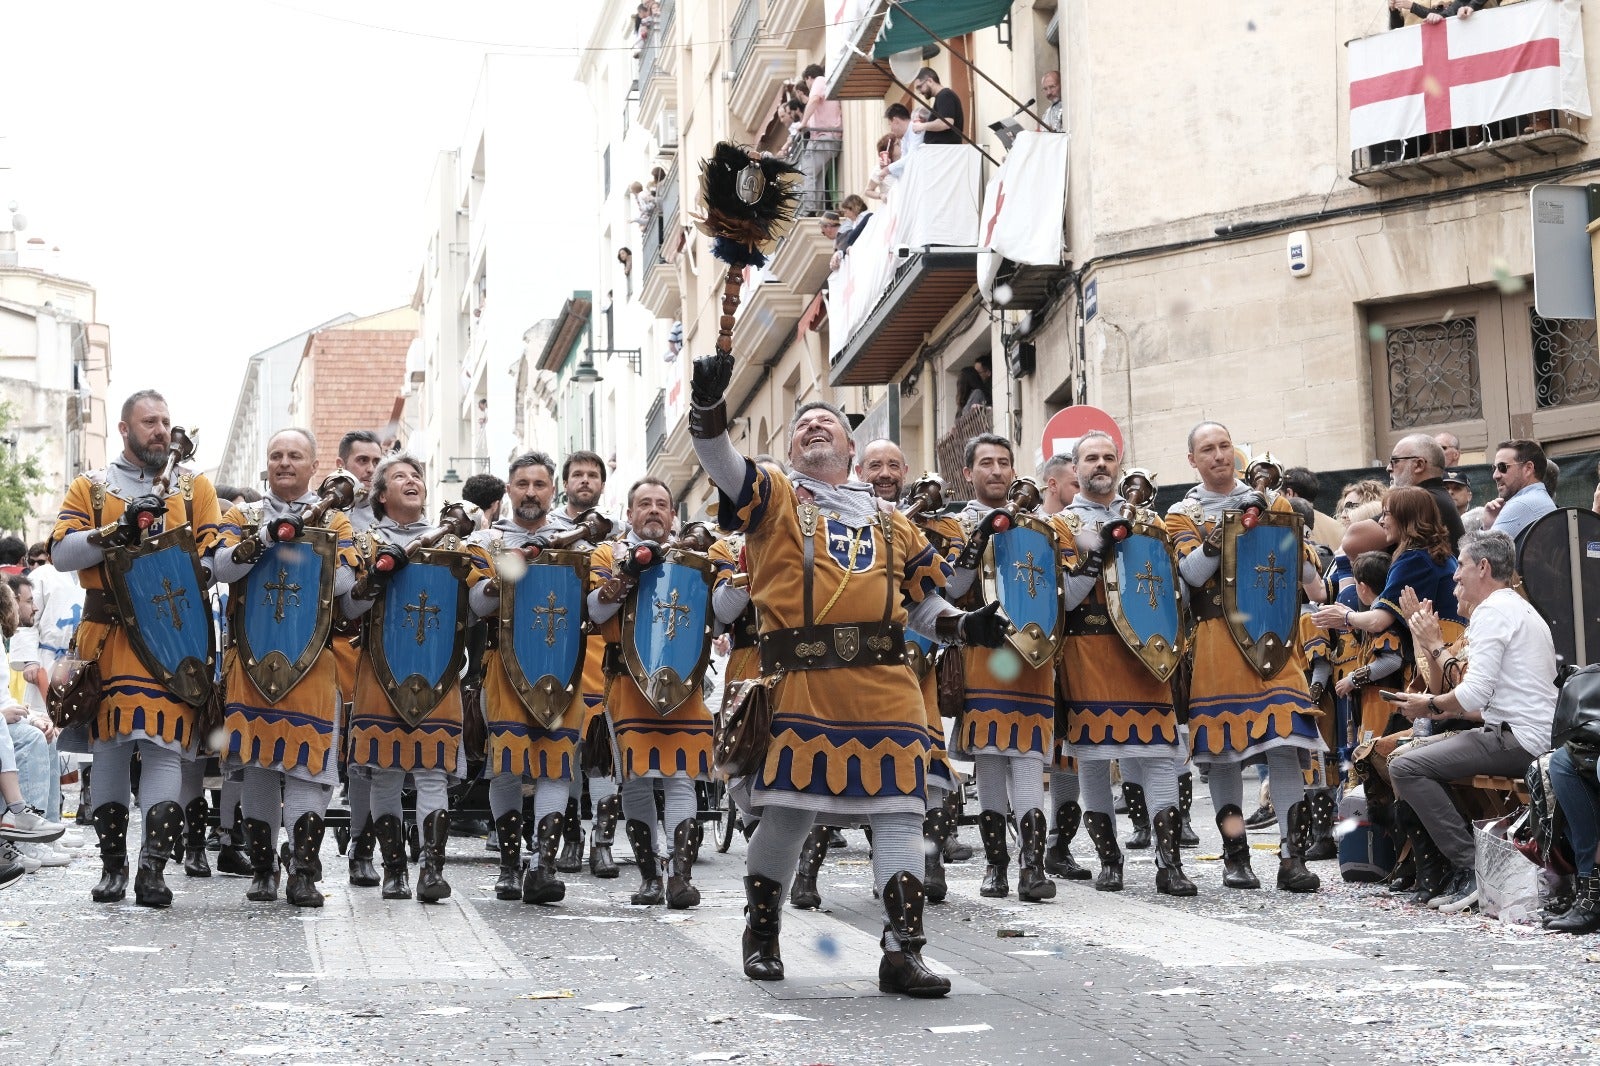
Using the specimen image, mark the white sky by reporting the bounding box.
[0,0,594,467]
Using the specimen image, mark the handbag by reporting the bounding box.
[46,656,102,731]
[582,709,614,777]
[935,646,965,720]
[714,676,776,779]
[1551,662,1600,749]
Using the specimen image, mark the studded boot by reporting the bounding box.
[493,810,523,900]
[415,810,452,903]
[742,874,784,981]
[979,810,1010,898]
[1016,808,1056,902]
[1083,810,1123,891]
[1215,804,1260,889]
[1548,874,1600,934]
[789,824,829,909]
[90,802,130,903]
[181,797,211,878]
[243,817,280,902]
[878,872,951,998]
[626,818,664,906]
[941,791,973,861]
[922,806,949,903]
[1152,805,1198,897]
[1176,771,1201,847]
[1396,802,1449,907]
[521,810,565,904]
[217,802,252,876]
[1276,800,1321,893]
[347,816,380,888]
[1541,875,1577,925]
[1303,788,1339,861]
[284,811,326,908]
[132,800,184,908]
[375,814,411,900]
[1044,801,1092,880]
[588,794,620,878]
[1122,783,1151,849]
[555,797,583,873]
[666,818,703,910]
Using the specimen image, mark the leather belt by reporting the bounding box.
[1191,585,1227,623]
[759,623,906,674]
[1063,604,1114,637]
[332,616,360,638]
[730,611,760,650]
[82,588,119,625]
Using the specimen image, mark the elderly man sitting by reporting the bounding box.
[1389,530,1557,914]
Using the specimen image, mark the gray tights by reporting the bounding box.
[240,767,333,851]
[1205,747,1305,838]
[620,776,697,854]
[1079,757,1180,817]
[90,741,183,819]
[974,753,1046,827]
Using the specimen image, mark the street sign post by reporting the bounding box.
[1530,183,1598,321]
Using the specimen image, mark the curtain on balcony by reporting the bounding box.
[875,0,1012,57]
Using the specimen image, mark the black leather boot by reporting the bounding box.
[941,792,973,861]
[91,802,129,904]
[923,807,949,903]
[625,819,664,905]
[1541,875,1576,925]
[878,872,951,998]
[1153,805,1198,897]
[742,874,784,981]
[1176,771,1201,846]
[979,810,1009,898]
[284,811,326,908]
[522,810,566,904]
[217,803,252,876]
[789,825,829,909]
[182,797,211,877]
[416,810,452,903]
[1083,810,1123,891]
[666,818,703,910]
[1016,808,1056,902]
[493,810,522,900]
[1548,874,1600,934]
[348,817,380,888]
[588,794,620,878]
[1044,801,1092,880]
[243,817,280,902]
[133,800,184,908]
[555,797,583,873]
[1304,788,1339,861]
[1215,804,1261,889]
[1122,783,1151,849]
[375,814,411,900]
[1276,800,1321,893]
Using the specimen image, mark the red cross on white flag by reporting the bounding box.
[1347,0,1588,150]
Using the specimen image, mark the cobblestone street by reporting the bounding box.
[5,792,1599,1065]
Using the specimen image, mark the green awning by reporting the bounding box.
[874,0,1012,58]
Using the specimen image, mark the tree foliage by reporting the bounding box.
[0,398,49,534]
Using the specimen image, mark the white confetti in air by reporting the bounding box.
[993,284,1014,307]
[989,646,1022,682]
[1333,816,1361,840]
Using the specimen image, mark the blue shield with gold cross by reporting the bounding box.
[236,527,336,704]
[369,545,470,728]
[1221,507,1303,679]
[622,548,714,716]
[499,548,590,729]
[980,513,1063,669]
[1103,521,1183,683]
[105,525,216,708]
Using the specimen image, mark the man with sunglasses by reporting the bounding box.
[1386,433,1464,552]
[1483,439,1556,543]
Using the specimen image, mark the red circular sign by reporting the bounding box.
[1040,405,1123,461]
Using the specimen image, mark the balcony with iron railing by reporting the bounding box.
[638,164,681,318]
[645,388,667,464]
[727,0,805,138]
[637,0,677,129]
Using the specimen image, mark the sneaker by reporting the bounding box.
[20,843,71,868]
[0,805,66,843]
[0,839,41,874]
[1243,804,1276,830]
[0,855,21,890]
[1437,871,1480,914]
[1427,867,1473,910]
[56,828,89,850]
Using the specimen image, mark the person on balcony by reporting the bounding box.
[796,62,842,215]
[1039,71,1063,132]
[912,68,964,146]
[883,103,924,184]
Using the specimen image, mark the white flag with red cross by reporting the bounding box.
[1348,0,1589,149]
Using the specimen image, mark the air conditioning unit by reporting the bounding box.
[654,111,679,150]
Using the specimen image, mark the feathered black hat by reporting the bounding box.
[694,142,802,268]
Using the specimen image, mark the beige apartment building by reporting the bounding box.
[580,0,1600,516]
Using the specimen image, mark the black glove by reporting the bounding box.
[1201,522,1224,558]
[618,540,663,578]
[1308,680,1326,703]
[689,354,734,438]
[267,512,304,543]
[364,543,409,592]
[939,599,1010,648]
[955,508,1012,569]
[124,494,165,538]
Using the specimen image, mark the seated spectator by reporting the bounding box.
[1546,736,1600,934]
[1483,437,1557,541]
[1335,479,1388,527]
[1039,70,1063,132]
[1544,457,1561,496]
[1388,530,1558,914]
[0,578,67,882]
[911,67,964,145]
[1441,470,1472,515]
[955,356,992,410]
[1335,550,1405,743]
